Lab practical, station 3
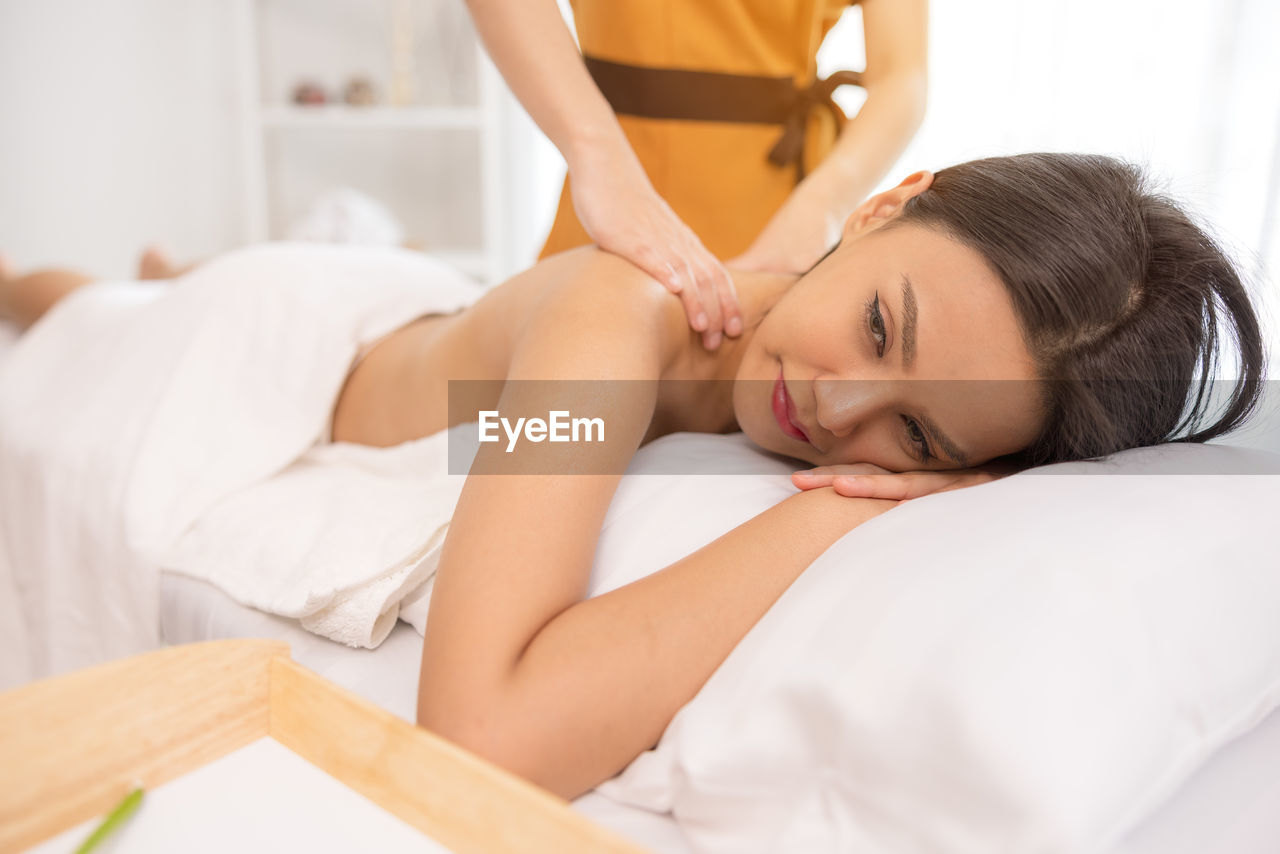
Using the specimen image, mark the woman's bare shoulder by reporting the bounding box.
[465,247,688,370]
[467,247,672,318]
[542,246,676,307]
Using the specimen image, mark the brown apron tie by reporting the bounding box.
[766,70,865,180]
[583,55,865,185]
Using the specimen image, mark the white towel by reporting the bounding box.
[161,428,475,648]
[0,243,483,683]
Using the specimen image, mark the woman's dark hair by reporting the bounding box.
[892,152,1266,465]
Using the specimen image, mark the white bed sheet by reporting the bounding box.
[160,573,1280,854]
[0,323,17,356]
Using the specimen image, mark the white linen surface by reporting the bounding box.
[162,573,1280,854]
[165,425,1280,854]
[598,442,1280,854]
[0,321,17,355]
[158,578,1280,854]
[0,244,482,686]
[161,431,468,648]
[155,432,1280,854]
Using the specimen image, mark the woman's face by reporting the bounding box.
[734,221,1044,471]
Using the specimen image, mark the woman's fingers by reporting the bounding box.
[797,464,1011,499]
[795,471,933,500]
[662,228,730,349]
[830,471,996,500]
[637,222,737,349]
[831,475,922,500]
[672,262,710,332]
[657,250,733,350]
[792,473,826,491]
[791,464,892,490]
[665,263,685,295]
[698,256,742,340]
[631,247,714,337]
[622,243,679,294]
[688,258,725,350]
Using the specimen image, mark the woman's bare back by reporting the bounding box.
[331,249,601,445]
[330,248,780,447]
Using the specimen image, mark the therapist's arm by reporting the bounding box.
[729,0,929,274]
[464,0,742,349]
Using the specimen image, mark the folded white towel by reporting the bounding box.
[0,243,483,681]
[161,429,472,648]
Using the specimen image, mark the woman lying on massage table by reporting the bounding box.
[0,153,1265,799]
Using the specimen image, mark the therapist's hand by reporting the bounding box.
[568,142,743,350]
[791,463,1011,501]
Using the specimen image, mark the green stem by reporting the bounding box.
[74,786,144,854]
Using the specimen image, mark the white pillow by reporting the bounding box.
[597,439,1280,854]
[587,432,797,598]
[398,432,797,636]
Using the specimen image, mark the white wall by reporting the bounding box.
[0,0,245,278]
[0,0,553,282]
[816,0,1280,378]
[819,1,1280,272]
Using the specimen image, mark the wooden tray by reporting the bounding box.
[0,640,652,853]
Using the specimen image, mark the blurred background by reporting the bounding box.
[2,0,1277,331]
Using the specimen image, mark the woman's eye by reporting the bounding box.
[904,417,933,462]
[865,292,886,356]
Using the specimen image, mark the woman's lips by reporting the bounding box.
[771,371,811,444]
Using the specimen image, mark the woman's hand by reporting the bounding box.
[791,463,1010,501]
[568,140,743,350]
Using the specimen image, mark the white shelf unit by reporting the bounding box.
[261,105,484,130]
[234,0,506,285]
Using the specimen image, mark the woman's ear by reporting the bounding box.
[842,171,934,240]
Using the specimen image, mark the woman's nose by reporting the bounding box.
[814,378,892,438]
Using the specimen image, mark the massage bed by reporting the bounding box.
[3,251,1279,853]
[157,572,1280,854]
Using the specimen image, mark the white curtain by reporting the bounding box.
[821,0,1280,362]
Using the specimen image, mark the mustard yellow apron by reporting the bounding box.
[540,0,862,260]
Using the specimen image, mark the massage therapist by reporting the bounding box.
[463,0,928,349]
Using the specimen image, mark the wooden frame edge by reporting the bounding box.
[268,657,653,854]
[0,640,286,854]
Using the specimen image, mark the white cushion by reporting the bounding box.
[587,432,797,597]
[597,438,1280,854]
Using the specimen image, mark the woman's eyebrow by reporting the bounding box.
[900,274,917,369]
[899,275,969,467]
[916,411,970,468]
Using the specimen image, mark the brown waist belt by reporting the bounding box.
[583,54,864,180]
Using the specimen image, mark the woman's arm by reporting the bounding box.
[462,0,742,347]
[730,0,929,273]
[416,257,897,798]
